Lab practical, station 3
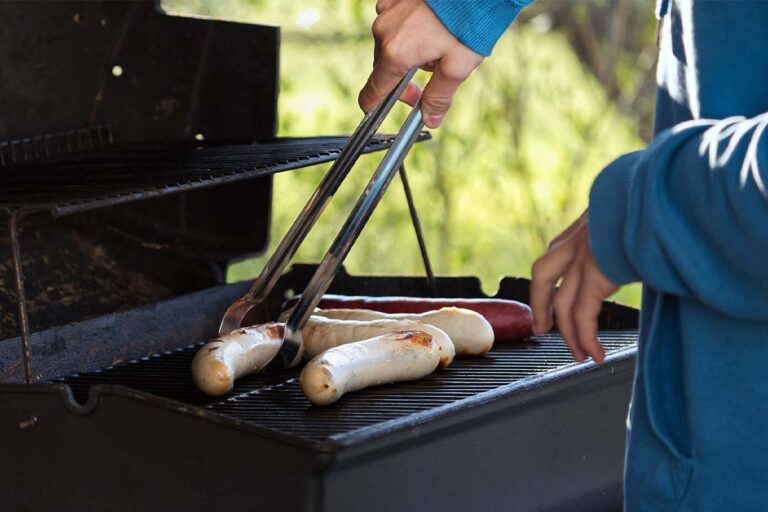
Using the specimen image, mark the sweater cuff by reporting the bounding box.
[424,0,530,56]
[588,151,644,286]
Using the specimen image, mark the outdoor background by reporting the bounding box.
[164,0,658,306]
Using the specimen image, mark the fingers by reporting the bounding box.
[358,58,410,112]
[572,266,607,364]
[573,282,605,364]
[420,56,475,128]
[400,81,422,107]
[547,210,588,250]
[420,63,463,128]
[375,0,396,14]
[530,242,576,335]
[531,216,618,366]
[553,262,587,362]
[572,258,617,364]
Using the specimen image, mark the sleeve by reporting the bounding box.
[588,114,768,320]
[424,0,532,57]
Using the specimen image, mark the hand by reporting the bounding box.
[530,210,619,364]
[359,0,485,128]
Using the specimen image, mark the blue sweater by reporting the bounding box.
[428,0,768,510]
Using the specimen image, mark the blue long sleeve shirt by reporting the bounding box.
[428,0,768,510]
[424,0,532,56]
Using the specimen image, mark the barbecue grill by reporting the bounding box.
[0,2,638,511]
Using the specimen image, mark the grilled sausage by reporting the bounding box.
[285,295,533,341]
[309,307,494,356]
[301,316,455,367]
[192,318,454,396]
[192,322,283,397]
[301,330,440,406]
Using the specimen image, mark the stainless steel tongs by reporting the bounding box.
[218,69,425,368]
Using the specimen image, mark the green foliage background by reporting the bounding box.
[164,0,655,306]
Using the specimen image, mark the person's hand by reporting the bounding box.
[530,210,618,364]
[359,0,485,128]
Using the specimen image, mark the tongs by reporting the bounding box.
[218,69,425,368]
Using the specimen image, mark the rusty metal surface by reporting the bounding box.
[0,212,223,341]
[0,280,253,383]
[7,212,32,383]
[0,136,429,341]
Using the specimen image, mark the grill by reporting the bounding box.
[0,135,426,216]
[2,264,638,511]
[56,330,636,442]
[0,3,638,511]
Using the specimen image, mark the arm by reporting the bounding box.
[530,113,768,364]
[589,114,768,320]
[359,0,531,128]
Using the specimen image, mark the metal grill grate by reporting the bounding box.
[56,330,637,442]
[0,134,429,216]
[0,125,113,169]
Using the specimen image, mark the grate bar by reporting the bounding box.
[0,125,113,169]
[0,134,430,216]
[55,330,637,442]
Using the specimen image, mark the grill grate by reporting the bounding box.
[56,330,637,442]
[0,134,429,216]
[0,125,113,169]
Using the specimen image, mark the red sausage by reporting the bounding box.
[284,295,533,342]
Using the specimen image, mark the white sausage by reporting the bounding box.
[192,317,455,397]
[191,323,283,397]
[301,316,455,367]
[300,330,440,406]
[310,307,494,356]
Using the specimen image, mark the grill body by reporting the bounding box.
[0,4,638,509]
[0,265,637,511]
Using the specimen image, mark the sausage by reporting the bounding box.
[192,317,454,396]
[301,316,455,367]
[192,322,283,397]
[285,295,533,342]
[300,330,440,406]
[309,307,494,356]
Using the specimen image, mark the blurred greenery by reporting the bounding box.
[163,0,657,306]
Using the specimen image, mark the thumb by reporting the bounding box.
[420,58,471,128]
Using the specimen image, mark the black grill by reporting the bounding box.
[2,266,638,511]
[0,2,638,509]
[0,134,429,216]
[56,330,636,443]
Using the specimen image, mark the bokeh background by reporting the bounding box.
[163,0,658,306]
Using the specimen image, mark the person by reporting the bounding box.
[359,0,768,510]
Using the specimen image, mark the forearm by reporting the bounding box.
[589,114,768,320]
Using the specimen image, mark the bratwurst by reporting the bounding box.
[301,330,441,406]
[308,307,493,356]
[285,295,533,341]
[192,317,454,396]
[192,322,283,397]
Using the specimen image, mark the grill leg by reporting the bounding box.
[398,164,438,296]
[8,210,33,384]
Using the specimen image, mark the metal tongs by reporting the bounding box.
[218,69,426,368]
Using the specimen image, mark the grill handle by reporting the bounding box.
[217,69,417,336]
[277,102,426,368]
